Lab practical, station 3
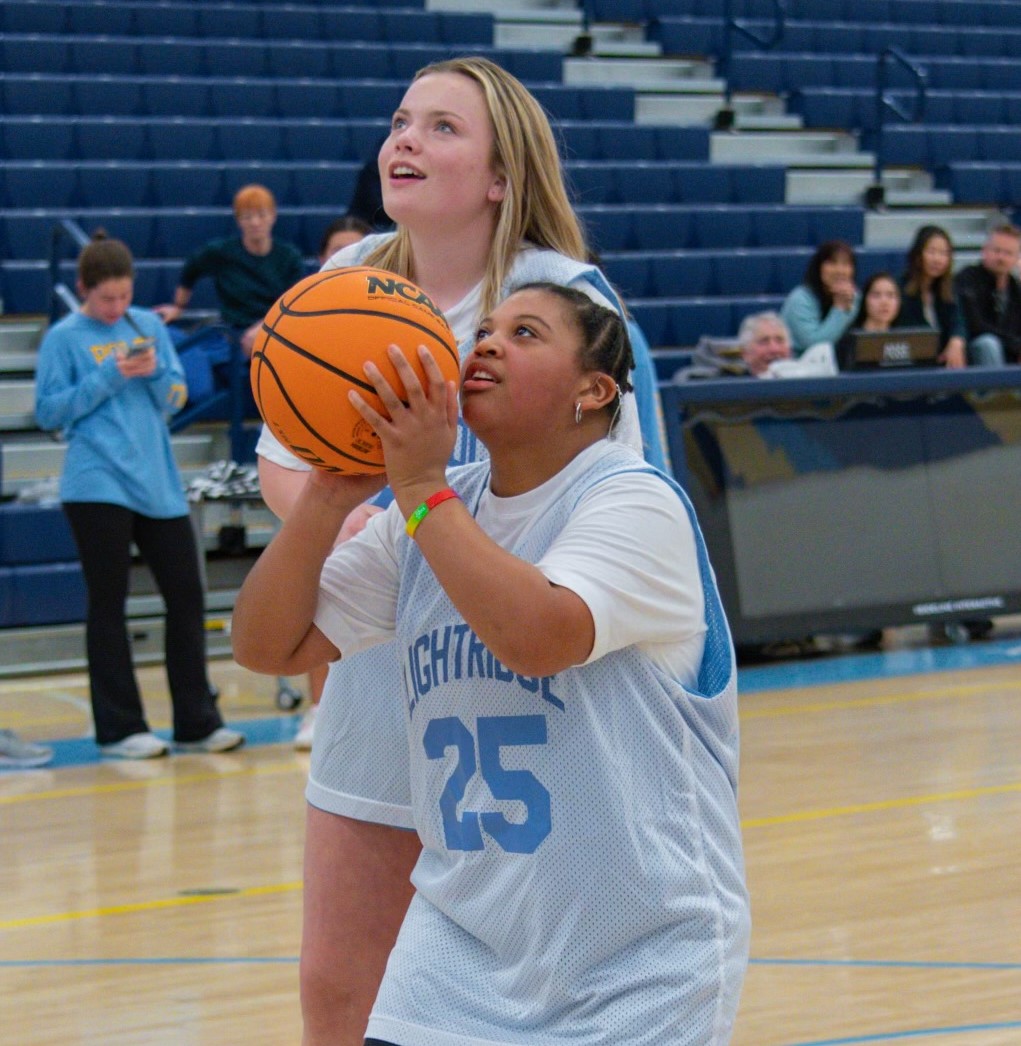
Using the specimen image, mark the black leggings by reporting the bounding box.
[64,502,221,744]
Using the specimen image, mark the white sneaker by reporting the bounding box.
[176,727,245,753]
[294,704,317,750]
[0,729,53,769]
[99,732,169,760]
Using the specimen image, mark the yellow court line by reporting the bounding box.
[739,680,1021,720]
[0,881,302,930]
[0,759,302,806]
[742,779,1021,829]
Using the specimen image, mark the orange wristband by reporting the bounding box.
[405,488,459,538]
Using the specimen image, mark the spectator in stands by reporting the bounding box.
[953,223,1021,365]
[780,240,860,355]
[34,233,244,760]
[835,271,901,369]
[155,184,305,358]
[0,729,52,769]
[898,225,966,368]
[678,311,792,379]
[318,214,373,267]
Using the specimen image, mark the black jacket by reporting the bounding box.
[897,282,964,350]
[953,263,1021,363]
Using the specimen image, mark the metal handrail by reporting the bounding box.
[718,0,786,117]
[868,46,927,207]
[48,219,89,322]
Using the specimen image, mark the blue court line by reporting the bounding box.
[781,1022,1021,1046]
[20,714,302,771]
[0,956,298,967]
[752,957,1021,972]
[5,635,1019,773]
[737,635,1021,693]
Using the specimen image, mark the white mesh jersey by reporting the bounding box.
[338,442,749,1046]
[289,235,644,825]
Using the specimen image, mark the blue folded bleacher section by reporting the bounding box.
[1,0,1019,635]
[0,503,85,628]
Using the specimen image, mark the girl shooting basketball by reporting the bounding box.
[234,282,749,1045]
[254,56,666,1043]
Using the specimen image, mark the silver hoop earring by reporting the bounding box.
[575,401,583,425]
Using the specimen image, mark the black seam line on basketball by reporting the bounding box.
[251,351,379,467]
[259,322,377,393]
[273,304,457,361]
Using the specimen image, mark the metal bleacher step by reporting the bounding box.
[0,430,218,498]
[710,129,875,168]
[563,55,724,93]
[786,167,950,206]
[636,90,802,128]
[0,315,45,374]
[863,207,1005,249]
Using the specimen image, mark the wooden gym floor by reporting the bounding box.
[2,622,1020,1045]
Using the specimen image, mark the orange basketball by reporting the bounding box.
[250,266,460,474]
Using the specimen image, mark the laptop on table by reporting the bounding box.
[842,326,941,370]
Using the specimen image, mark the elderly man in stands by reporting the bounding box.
[679,311,793,380]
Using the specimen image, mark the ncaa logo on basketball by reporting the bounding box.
[364,274,444,319]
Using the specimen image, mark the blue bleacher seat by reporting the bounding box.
[630,207,696,251]
[282,121,354,163]
[210,79,277,119]
[290,165,360,209]
[75,76,143,117]
[87,211,158,256]
[4,562,86,627]
[203,40,268,78]
[1,117,76,161]
[148,119,218,162]
[197,6,252,38]
[0,503,78,566]
[68,38,139,76]
[714,253,774,296]
[674,165,731,203]
[580,207,634,253]
[67,4,133,35]
[651,254,715,298]
[318,10,382,41]
[0,262,48,312]
[600,256,650,300]
[141,78,211,118]
[84,117,150,162]
[150,210,231,258]
[438,13,492,45]
[1,74,74,116]
[275,80,341,120]
[693,208,752,249]
[0,34,69,74]
[5,163,79,209]
[381,11,442,43]
[217,120,285,161]
[78,163,151,208]
[260,7,323,40]
[148,163,224,208]
[1,2,67,33]
[337,82,402,121]
[980,128,1021,162]
[131,38,199,78]
[135,4,198,36]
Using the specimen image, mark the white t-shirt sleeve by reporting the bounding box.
[313,503,404,658]
[536,473,706,686]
